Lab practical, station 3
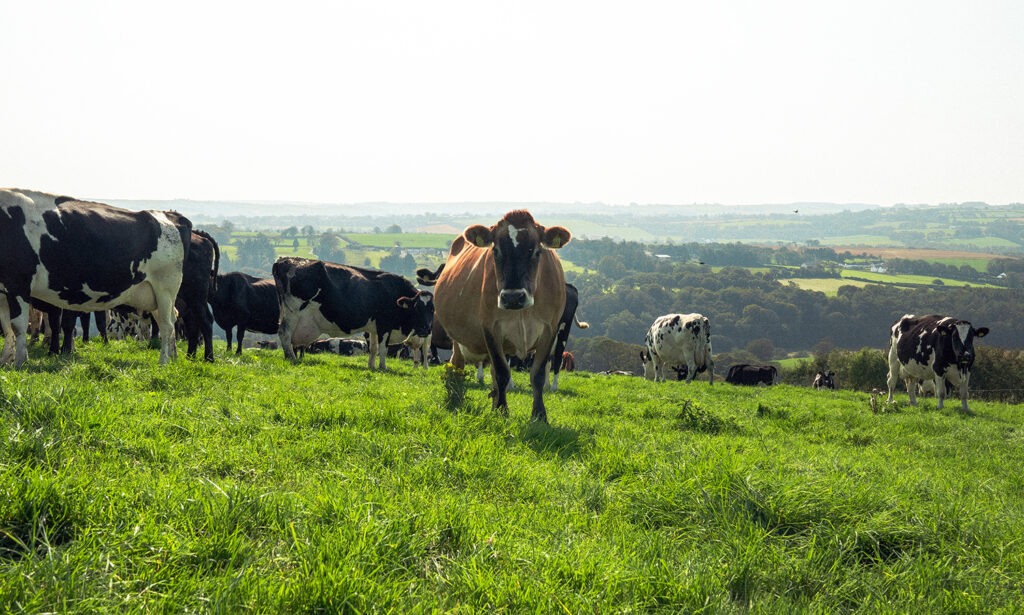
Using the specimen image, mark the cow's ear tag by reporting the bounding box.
[941,330,948,335]
[475,236,488,247]
[550,236,562,248]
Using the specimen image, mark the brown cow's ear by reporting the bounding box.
[542,226,571,249]
[464,225,493,248]
[975,327,989,338]
[396,296,415,309]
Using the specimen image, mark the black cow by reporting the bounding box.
[273,257,434,371]
[209,272,279,355]
[176,230,219,362]
[725,364,778,386]
[812,370,835,390]
[1,189,191,366]
[886,314,989,412]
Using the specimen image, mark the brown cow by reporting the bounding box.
[429,210,570,422]
[561,351,575,372]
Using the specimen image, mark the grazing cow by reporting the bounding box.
[0,189,190,366]
[421,210,570,422]
[107,306,153,341]
[307,338,368,355]
[209,272,280,355]
[256,340,279,350]
[273,257,434,371]
[561,352,575,372]
[547,283,589,391]
[812,369,836,390]
[176,230,219,361]
[725,364,778,386]
[641,313,715,384]
[886,314,989,412]
[598,370,634,376]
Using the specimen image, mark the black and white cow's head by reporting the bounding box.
[463,210,571,310]
[938,317,989,371]
[396,290,434,337]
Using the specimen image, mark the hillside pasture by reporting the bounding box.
[2,343,1023,611]
[839,270,1001,288]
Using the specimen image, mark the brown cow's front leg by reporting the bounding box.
[529,332,557,423]
[483,331,510,416]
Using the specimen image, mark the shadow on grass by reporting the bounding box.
[518,421,593,460]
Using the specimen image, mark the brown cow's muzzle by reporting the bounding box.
[498,289,533,310]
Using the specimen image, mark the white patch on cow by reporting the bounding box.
[955,323,969,344]
[509,225,522,248]
[419,294,429,305]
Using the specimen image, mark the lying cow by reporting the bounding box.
[0,189,190,366]
[273,257,434,371]
[425,210,571,422]
[307,338,369,356]
[726,364,778,386]
[886,314,989,412]
[812,369,835,390]
[641,313,715,384]
[209,272,280,355]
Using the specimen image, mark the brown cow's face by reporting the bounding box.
[464,211,570,310]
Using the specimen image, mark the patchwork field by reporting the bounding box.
[2,343,1023,612]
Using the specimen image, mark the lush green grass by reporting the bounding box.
[3,343,1024,612]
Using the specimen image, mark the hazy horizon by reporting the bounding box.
[4,1,1023,206]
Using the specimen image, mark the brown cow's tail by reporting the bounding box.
[416,263,445,287]
[194,229,220,292]
[574,312,590,329]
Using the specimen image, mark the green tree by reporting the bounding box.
[235,235,275,270]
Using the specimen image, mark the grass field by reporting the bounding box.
[344,233,453,249]
[839,270,1001,288]
[3,343,1024,612]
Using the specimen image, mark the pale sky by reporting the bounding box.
[3,1,1023,206]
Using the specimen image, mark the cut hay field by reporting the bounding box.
[2,343,1024,612]
[828,247,1008,270]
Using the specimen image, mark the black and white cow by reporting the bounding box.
[209,271,279,355]
[641,313,714,384]
[547,283,589,391]
[307,338,368,356]
[886,314,989,412]
[812,370,835,390]
[107,306,153,341]
[273,257,434,371]
[726,364,778,386]
[0,189,191,366]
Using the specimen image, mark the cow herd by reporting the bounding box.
[0,189,992,421]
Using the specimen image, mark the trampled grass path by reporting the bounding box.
[2,342,1023,612]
